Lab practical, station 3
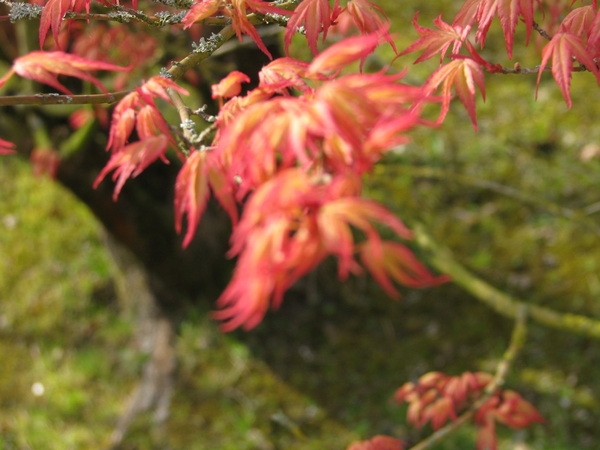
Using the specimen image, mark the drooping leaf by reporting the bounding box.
[0,51,130,95]
[94,135,169,199]
[425,57,486,129]
[227,0,290,59]
[39,0,91,49]
[285,0,337,55]
[536,31,600,108]
[345,0,397,52]
[174,150,211,248]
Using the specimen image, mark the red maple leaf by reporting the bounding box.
[560,5,596,38]
[181,0,222,29]
[94,135,170,200]
[536,31,600,108]
[345,0,397,52]
[228,0,291,59]
[308,28,383,74]
[452,0,539,59]
[285,0,339,55]
[424,57,486,130]
[400,13,464,64]
[39,0,91,49]
[211,70,251,101]
[0,51,130,95]
[174,150,211,249]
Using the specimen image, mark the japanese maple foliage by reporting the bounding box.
[387,371,543,450]
[1,0,597,447]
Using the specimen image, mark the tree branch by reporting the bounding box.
[411,222,600,339]
[0,91,130,106]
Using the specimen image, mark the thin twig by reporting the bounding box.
[411,222,600,339]
[0,91,130,106]
[533,22,553,41]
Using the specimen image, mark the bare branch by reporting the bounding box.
[0,91,130,106]
[412,222,600,339]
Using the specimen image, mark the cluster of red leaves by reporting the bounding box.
[173,33,448,330]
[402,1,600,128]
[93,76,188,199]
[392,371,544,450]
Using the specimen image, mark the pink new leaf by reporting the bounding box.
[536,31,600,108]
[174,150,211,248]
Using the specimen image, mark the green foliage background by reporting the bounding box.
[1,0,600,448]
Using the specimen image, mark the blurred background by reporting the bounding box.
[1,0,600,448]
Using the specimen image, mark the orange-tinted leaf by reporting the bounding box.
[422,396,457,430]
[182,0,222,29]
[174,150,211,248]
[138,76,189,104]
[94,135,169,199]
[259,57,315,93]
[106,92,139,152]
[359,241,449,297]
[211,70,251,99]
[536,31,600,108]
[308,30,382,75]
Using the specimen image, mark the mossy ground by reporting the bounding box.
[1,1,600,448]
